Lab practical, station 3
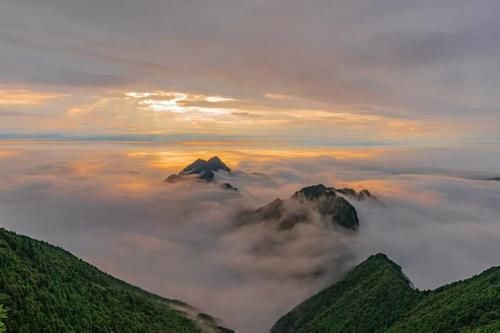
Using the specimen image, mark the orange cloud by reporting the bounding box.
[0,150,18,158]
[0,89,65,105]
[126,146,385,172]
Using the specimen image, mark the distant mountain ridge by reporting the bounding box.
[164,157,383,200]
[271,254,500,333]
[0,228,233,333]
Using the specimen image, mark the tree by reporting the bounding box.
[0,304,6,333]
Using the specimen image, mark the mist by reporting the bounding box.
[0,144,499,333]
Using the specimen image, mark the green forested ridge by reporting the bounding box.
[386,265,500,333]
[271,254,500,333]
[0,228,231,333]
[0,304,6,333]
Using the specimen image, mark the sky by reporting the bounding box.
[1,2,500,332]
[1,0,500,146]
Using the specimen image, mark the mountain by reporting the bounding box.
[182,156,231,175]
[241,184,360,231]
[165,156,237,191]
[0,228,233,333]
[335,188,378,201]
[271,254,500,333]
[289,183,378,202]
[0,305,5,333]
[487,177,500,181]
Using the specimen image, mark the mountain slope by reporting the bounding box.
[271,254,500,333]
[0,228,232,333]
[387,266,500,333]
[0,305,5,333]
[271,254,421,333]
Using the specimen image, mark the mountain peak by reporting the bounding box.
[245,184,359,231]
[207,155,223,163]
[205,156,231,172]
[180,156,230,175]
[289,184,359,230]
[272,251,500,333]
[270,252,417,333]
[165,156,236,190]
[291,184,336,200]
[181,158,207,174]
[362,253,402,270]
[368,252,391,261]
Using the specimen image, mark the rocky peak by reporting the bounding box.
[291,184,336,201]
[205,156,231,172]
[181,158,207,175]
[181,156,231,176]
[247,184,359,231]
[165,156,237,191]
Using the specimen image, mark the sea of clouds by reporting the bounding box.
[0,145,499,333]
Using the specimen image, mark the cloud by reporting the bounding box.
[30,70,134,88]
[265,93,301,101]
[231,111,261,118]
[2,1,500,120]
[0,146,499,332]
[2,1,500,145]
[0,89,64,105]
[125,90,236,115]
[0,110,48,117]
[0,153,355,333]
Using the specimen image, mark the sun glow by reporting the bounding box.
[126,145,386,172]
[126,90,235,114]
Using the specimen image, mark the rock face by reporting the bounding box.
[293,184,359,230]
[165,156,237,191]
[292,184,337,200]
[243,184,360,231]
[330,197,360,230]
